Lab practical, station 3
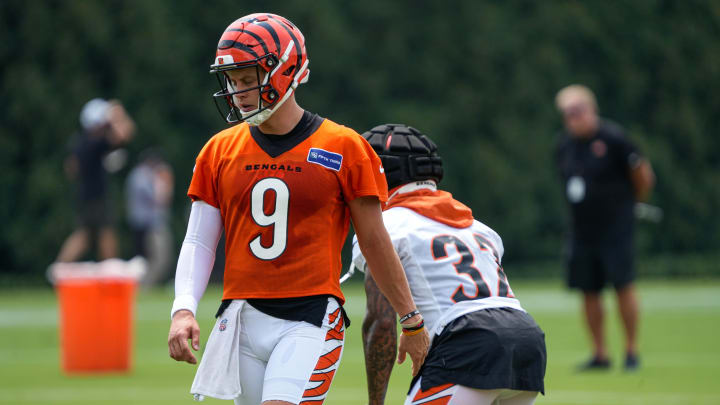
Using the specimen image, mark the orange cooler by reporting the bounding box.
[50,259,144,374]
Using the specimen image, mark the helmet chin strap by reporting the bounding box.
[241,85,291,126]
[241,42,309,127]
[242,105,276,126]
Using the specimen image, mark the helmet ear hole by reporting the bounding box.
[282,65,295,76]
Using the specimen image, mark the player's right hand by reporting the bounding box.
[397,327,430,376]
[168,309,201,364]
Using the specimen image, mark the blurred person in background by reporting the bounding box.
[356,124,546,405]
[166,13,429,405]
[554,84,655,371]
[126,149,174,287]
[56,98,135,263]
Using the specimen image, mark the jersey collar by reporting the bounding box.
[387,180,437,203]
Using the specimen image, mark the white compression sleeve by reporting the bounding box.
[170,201,223,318]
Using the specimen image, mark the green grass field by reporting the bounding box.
[1,280,719,405]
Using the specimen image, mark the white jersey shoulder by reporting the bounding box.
[352,206,523,335]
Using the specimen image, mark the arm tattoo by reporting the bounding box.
[362,270,397,405]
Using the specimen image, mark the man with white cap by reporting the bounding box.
[56,98,135,262]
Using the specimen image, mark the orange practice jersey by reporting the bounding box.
[188,115,387,303]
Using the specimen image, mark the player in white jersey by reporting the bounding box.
[352,124,546,405]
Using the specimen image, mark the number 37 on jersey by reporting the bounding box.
[431,232,515,303]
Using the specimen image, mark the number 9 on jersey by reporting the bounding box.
[249,178,289,260]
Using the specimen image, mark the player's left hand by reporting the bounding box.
[397,327,430,376]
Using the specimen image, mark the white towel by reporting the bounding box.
[190,300,245,401]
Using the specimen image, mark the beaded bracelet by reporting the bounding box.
[399,309,420,324]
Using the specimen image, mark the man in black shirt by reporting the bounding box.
[56,98,135,262]
[554,85,655,371]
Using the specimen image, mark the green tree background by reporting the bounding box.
[1,0,718,280]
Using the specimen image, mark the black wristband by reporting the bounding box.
[399,309,420,324]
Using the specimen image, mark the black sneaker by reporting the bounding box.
[577,356,611,372]
[624,353,640,371]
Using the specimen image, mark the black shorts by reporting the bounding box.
[566,238,635,292]
[77,198,112,229]
[412,307,546,394]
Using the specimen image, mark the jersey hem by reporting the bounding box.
[222,291,346,305]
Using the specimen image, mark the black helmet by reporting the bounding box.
[362,124,443,190]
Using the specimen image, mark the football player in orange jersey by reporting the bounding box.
[166,13,429,405]
[355,125,546,405]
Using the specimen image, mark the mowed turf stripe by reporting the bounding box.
[537,390,720,405]
[0,386,370,402]
[2,387,719,404]
[3,282,718,327]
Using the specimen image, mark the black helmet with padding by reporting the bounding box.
[362,123,443,190]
